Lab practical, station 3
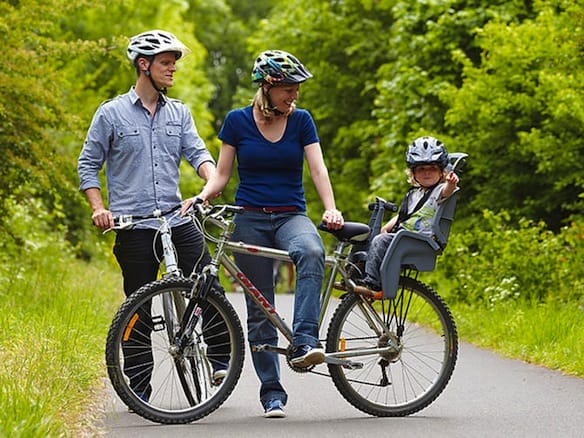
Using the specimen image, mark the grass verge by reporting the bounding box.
[450,299,583,377]
[0,241,121,437]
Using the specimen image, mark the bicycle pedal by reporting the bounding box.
[251,344,288,355]
[325,356,363,369]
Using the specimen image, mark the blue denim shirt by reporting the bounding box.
[78,88,214,227]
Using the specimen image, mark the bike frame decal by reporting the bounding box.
[236,271,277,314]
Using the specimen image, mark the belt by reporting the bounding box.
[243,206,299,213]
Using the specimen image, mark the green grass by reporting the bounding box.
[0,240,121,437]
[449,299,584,377]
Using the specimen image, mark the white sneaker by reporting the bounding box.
[290,345,325,367]
[264,399,286,418]
[212,368,227,384]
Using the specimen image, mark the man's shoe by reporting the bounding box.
[212,362,228,384]
[290,345,325,367]
[264,399,286,418]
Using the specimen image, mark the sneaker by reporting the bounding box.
[290,344,325,367]
[264,399,286,418]
[212,362,228,384]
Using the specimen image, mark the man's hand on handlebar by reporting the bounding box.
[92,207,114,231]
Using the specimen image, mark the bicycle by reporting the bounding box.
[105,155,465,423]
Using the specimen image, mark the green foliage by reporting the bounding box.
[442,0,584,229]
[187,0,275,133]
[436,210,584,306]
[372,0,536,206]
[0,0,90,235]
[0,196,121,436]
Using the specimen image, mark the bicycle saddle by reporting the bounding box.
[318,221,370,244]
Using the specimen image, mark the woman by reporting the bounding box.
[183,50,344,418]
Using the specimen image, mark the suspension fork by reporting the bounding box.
[174,265,219,350]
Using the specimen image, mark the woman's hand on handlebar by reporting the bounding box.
[180,196,205,216]
[321,208,344,230]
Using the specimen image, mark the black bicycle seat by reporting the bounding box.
[318,221,370,244]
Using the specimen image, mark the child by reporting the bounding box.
[356,136,459,294]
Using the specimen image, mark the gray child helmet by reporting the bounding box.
[406,136,449,169]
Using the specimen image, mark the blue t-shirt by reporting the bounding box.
[218,106,319,209]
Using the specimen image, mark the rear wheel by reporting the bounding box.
[106,276,245,424]
[326,276,457,417]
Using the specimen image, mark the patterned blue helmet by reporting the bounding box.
[251,50,313,85]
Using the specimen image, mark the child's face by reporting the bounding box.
[413,164,442,188]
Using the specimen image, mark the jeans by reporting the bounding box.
[231,210,325,408]
[113,221,229,397]
[364,232,395,288]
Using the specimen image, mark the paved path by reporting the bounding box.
[100,293,584,437]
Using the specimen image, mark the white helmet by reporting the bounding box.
[127,30,191,62]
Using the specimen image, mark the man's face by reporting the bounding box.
[149,52,178,88]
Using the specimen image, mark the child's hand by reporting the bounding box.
[446,171,459,186]
[441,171,459,199]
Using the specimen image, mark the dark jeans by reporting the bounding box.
[113,221,229,397]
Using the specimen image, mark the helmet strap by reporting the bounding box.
[262,86,284,116]
[141,56,167,95]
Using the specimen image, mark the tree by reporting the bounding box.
[441,0,584,229]
[0,0,100,244]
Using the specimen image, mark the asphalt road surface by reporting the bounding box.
[99,292,584,437]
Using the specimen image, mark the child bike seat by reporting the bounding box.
[379,192,458,299]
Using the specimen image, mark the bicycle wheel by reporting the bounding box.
[326,276,458,417]
[106,276,245,424]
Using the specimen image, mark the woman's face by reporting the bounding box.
[413,164,442,188]
[266,84,300,113]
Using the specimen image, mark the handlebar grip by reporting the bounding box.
[368,201,398,212]
[384,201,398,212]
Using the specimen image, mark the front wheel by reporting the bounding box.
[105,276,245,424]
[326,276,458,417]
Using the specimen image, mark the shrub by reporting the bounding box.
[436,210,583,306]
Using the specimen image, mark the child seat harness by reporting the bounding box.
[392,184,438,233]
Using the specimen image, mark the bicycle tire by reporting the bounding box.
[326,276,458,417]
[105,276,245,424]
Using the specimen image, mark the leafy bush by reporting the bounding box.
[436,210,583,306]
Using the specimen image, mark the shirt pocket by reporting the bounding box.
[164,123,182,153]
[116,125,142,151]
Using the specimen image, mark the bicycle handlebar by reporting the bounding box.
[109,204,183,231]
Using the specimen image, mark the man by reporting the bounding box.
[78,30,226,403]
